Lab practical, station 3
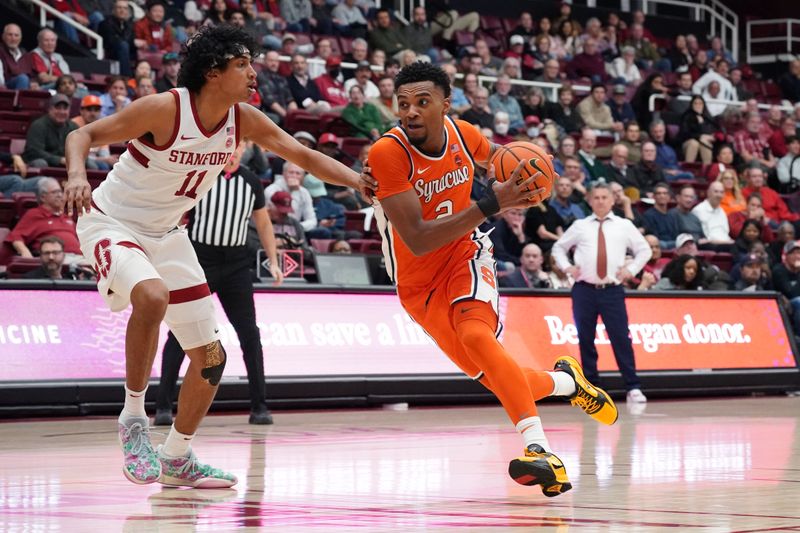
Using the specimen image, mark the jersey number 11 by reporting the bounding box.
[175,170,208,199]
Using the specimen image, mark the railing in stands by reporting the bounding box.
[24,0,104,60]
[746,19,800,65]
[648,93,795,114]
[628,0,738,64]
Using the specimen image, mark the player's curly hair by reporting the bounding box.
[178,24,260,93]
[394,61,451,99]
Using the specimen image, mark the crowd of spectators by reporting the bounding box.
[3,1,800,330]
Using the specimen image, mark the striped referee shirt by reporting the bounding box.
[188,166,266,247]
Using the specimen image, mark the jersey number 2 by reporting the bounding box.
[175,170,207,199]
[435,200,453,219]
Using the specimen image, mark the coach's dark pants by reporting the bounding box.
[571,282,641,391]
[157,242,267,412]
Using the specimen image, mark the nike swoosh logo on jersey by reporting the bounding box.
[180,134,197,140]
[417,166,431,174]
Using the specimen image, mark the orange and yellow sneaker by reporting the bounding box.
[508,444,572,497]
[554,356,618,425]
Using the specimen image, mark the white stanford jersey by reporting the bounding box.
[92,87,240,236]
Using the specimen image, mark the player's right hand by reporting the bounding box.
[64,175,92,217]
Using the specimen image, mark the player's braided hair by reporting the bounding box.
[178,24,260,93]
[394,61,451,98]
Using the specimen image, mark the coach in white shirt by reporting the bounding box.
[552,182,651,403]
[691,181,734,248]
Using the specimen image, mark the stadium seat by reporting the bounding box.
[340,137,370,159]
[0,199,15,227]
[344,210,366,233]
[0,118,30,139]
[321,114,351,138]
[16,90,51,114]
[5,257,40,278]
[0,90,16,111]
[284,110,321,137]
[11,192,37,219]
[347,238,382,254]
[310,238,335,253]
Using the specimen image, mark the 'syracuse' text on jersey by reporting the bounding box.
[369,117,492,287]
[91,87,240,236]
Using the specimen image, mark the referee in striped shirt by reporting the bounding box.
[155,142,284,426]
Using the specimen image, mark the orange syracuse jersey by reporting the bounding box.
[370,116,492,288]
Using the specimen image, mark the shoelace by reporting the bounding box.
[170,450,198,477]
[572,389,602,414]
[123,422,151,456]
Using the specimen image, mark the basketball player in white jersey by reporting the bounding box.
[63,25,368,488]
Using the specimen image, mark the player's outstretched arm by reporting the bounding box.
[64,92,177,216]
[379,162,542,256]
[238,104,361,190]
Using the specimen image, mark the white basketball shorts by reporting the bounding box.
[76,207,219,350]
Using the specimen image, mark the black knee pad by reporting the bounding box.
[200,341,227,386]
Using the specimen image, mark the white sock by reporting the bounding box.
[162,425,195,458]
[119,385,147,421]
[547,371,577,397]
[516,416,550,452]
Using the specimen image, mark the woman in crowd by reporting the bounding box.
[732,220,765,264]
[705,143,736,181]
[553,19,580,60]
[727,192,775,243]
[462,72,479,104]
[631,73,668,129]
[552,135,578,175]
[679,95,720,165]
[716,168,746,215]
[668,34,693,72]
[654,255,704,290]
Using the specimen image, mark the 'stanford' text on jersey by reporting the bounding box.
[91,87,240,237]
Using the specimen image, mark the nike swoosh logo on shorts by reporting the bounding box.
[417,166,431,174]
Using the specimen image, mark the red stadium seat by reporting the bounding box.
[0,90,16,111]
[344,210,366,233]
[310,238,335,253]
[16,90,51,114]
[284,110,321,137]
[5,257,40,278]
[340,137,370,159]
[338,36,353,54]
[321,114,351,138]
[0,118,30,139]
[11,192,36,219]
[455,30,475,48]
[0,199,15,227]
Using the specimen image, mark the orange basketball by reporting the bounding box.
[489,141,555,205]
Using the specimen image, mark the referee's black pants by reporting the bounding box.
[571,282,641,391]
[157,242,267,412]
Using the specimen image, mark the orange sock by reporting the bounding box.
[452,300,539,423]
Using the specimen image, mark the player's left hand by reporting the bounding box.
[358,165,378,203]
[270,262,284,286]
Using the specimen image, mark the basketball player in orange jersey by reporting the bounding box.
[62,25,370,488]
[365,62,618,497]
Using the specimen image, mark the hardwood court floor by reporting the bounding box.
[1,397,800,532]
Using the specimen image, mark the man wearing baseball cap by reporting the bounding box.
[315,55,348,107]
[344,60,379,99]
[23,94,78,168]
[772,240,800,332]
[70,95,117,170]
[268,190,309,252]
[155,52,180,93]
[734,254,768,291]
